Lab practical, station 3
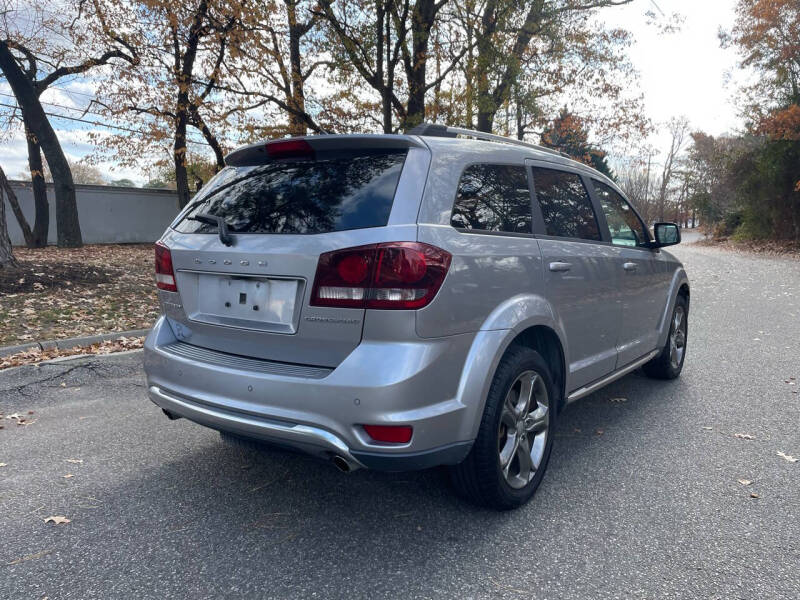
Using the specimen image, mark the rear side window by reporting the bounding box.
[175,151,407,234]
[531,167,601,241]
[450,164,532,234]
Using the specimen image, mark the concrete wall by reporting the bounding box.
[4,180,180,246]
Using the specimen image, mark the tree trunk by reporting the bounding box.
[0,179,19,269]
[24,124,49,247]
[403,0,436,130]
[0,41,82,247]
[174,110,191,209]
[0,163,34,247]
[286,1,308,137]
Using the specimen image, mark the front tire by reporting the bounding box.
[643,293,688,380]
[450,345,557,510]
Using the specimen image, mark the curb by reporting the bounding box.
[0,329,151,358]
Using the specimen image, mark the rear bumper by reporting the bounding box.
[143,316,476,471]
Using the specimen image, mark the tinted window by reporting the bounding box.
[175,151,407,234]
[450,164,532,233]
[592,180,651,247]
[531,167,600,241]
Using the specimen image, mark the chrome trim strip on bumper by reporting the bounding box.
[148,385,363,470]
[566,349,660,403]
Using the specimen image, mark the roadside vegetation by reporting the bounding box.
[618,1,799,249]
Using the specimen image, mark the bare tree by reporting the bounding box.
[655,116,690,221]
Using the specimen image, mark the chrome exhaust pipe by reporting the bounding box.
[332,455,355,473]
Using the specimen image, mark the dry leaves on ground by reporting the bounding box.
[65,459,83,464]
[43,516,70,525]
[0,244,158,346]
[0,336,145,370]
[734,433,756,440]
[737,479,752,486]
[777,451,798,463]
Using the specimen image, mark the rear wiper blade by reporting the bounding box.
[188,212,235,246]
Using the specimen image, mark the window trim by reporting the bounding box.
[526,161,609,244]
[448,161,534,235]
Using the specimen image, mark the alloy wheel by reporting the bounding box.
[497,370,549,489]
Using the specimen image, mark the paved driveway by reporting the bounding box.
[2,237,799,599]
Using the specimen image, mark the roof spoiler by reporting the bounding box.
[225,134,426,166]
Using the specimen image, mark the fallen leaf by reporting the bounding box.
[737,479,752,486]
[65,458,83,464]
[750,493,760,499]
[610,397,627,403]
[734,433,755,440]
[702,426,713,431]
[60,382,66,387]
[777,451,798,463]
[44,516,70,525]
[0,462,7,467]
[595,429,604,436]
[5,413,23,420]
[62,474,74,479]
[6,548,53,566]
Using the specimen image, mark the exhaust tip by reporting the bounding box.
[162,409,181,421]
[331,455,351,473]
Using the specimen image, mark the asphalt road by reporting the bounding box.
[2,236,799,599]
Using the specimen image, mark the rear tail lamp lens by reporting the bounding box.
[154,241,177,292]
[310,242,451,310]
[363,424,413,444]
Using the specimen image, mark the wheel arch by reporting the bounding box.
[510,325,567,415]
[455,295,569,441]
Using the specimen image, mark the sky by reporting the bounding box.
[0,0,746,186]
[609,0,744,137]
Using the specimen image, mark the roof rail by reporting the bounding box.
[407,123,571,159]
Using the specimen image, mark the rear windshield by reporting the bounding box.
[174,150,407,235]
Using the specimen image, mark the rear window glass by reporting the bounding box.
[450,164,532,234]
[530,167,601,241]
[174,151,407,234]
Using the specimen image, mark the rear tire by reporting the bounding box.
[643,294,688,380]
[450,345,557,510]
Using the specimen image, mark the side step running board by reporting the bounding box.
[566,350,659,403]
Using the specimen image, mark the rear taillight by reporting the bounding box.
[310,242,451,310]
[154,241,177,292]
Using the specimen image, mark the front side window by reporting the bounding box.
[592,180,651,247]
[450,164,532,234]
[174,151,407,235]
[530,167,601,241]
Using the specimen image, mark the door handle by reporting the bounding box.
[549,261,572,272]
[623,262,638,271]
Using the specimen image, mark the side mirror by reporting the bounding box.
[652,222,681,247]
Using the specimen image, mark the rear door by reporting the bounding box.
[527,161,622,391]
[589,179,669,367]
[160,136,429,367]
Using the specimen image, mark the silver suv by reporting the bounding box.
[144,125,689,510]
